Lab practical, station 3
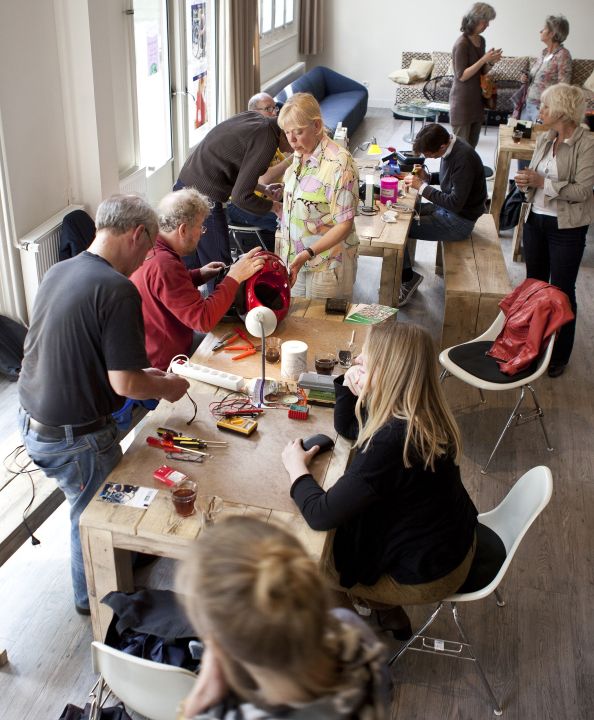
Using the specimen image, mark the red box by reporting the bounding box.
[153,465,189,488]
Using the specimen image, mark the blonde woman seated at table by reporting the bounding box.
[177,516,390,720]
[282,321,478,638]
[277,93,359,300]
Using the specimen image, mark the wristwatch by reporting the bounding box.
[304,247,315,259]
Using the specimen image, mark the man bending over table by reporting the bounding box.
[398,123,487,306]
[131,188,266,371]
[18,194,190,615]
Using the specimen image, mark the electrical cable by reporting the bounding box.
[2,444,42,545]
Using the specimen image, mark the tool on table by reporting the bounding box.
[216,416,258,436]
[146,436,208,457]
[165,452,204,463]
[156,427,228,449]
[212,331,237,352]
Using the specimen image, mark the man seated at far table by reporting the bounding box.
[131,188,266,371]
[398,123,488,306]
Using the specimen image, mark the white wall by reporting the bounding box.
[315,0,593,107]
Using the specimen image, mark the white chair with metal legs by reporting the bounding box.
[389,465,553,716]
[91,641,196,720]
[439,311,555,474]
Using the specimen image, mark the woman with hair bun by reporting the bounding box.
[177,515,389,719]
[283,321,478,638]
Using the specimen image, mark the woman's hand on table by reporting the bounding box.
[282,439,319,482]
[514,169,544,189]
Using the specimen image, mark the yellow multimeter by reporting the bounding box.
[216,416,258,436]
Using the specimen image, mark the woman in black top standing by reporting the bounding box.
[282,321,477,636]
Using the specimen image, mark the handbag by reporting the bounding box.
[480,74,497,110]
[511,82,529,119]
[59,702,132,720]
[499,180,525,231]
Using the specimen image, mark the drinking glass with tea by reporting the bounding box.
[315,352,337,375]
[265,337,281,364]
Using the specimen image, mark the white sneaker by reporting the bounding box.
[398,271,423,307]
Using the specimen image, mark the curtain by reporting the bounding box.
[299,0,324,55]
[217,0,260,120]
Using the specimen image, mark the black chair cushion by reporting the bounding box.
[448,341,538,384]
[456,523,507,594]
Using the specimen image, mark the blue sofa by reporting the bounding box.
[275,66,368,135]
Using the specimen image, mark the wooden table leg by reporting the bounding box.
[81,525,134,641]
[512,202,529,262]
[490,149,511,235]
[377,249,398,307]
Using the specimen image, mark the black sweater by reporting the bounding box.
[422,137,487,222]
[290,377,477,588]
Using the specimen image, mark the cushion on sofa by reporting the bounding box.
[487,56,530,82]
[584,68,594,93]
[408,58,434,81]
[431,51,453,78]
[389,69,415,84]
[572,59,594,87]
[402,51,431,69]
[320,92,368,135]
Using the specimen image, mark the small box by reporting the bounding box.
[216,416,258,436]
[153,465,189,488]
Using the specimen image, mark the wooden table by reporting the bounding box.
[354,159,415,306]
[490,124,547,233]
[80,300,355,641]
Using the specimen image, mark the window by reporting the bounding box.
[259,0,295,47]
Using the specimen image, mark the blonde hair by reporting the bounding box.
[158,187,210,233]
[541,83,585,126]
[355,320,462,470]
[278,92,325,133]
[177,516,340,702]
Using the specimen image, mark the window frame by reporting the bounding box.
[259,0,296,51]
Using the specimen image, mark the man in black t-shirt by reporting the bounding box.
[18,194,189,614]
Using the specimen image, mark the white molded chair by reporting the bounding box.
[439,311,555,473]
[389,466,553,715]
[91,641,197,720]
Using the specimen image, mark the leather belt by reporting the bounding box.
[28,415,112,440]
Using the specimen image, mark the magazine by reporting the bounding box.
[99,482,157,509]
[345,303,398,325]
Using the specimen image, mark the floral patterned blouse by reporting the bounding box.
[280,135,359,273]
[526,46,572,105]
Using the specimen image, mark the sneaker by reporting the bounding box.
[398,271,423,307]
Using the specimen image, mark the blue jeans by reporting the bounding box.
[19,408,122,608]
[226,203,277,252]
[404,204,476,273]
[523,212,587,365]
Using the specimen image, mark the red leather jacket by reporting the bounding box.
[487,279,574,375]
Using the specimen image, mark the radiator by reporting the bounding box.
[18,205,83,320]
[262,62,306,98]
[119,167,148,196]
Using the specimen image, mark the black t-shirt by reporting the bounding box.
[18,252,149,425]
[290,376,478,588]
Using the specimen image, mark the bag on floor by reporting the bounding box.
[59,702,132,720]
[499,181,525,231]
[0,314,27,381]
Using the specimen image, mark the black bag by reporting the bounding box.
[499,181,525,231]
[0,314,27,381]
[59,702,132,720]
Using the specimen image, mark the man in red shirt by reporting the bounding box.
[131,188,265,370]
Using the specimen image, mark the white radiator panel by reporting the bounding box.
[119,167,148,196]
[19,205,83,320]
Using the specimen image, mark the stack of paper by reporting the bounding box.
[345,304,398,325]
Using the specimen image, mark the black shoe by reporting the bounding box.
[548,363,567,378]
[75,604,91,616]
[398,271,423,307]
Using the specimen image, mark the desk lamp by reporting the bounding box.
[245,306,277,407]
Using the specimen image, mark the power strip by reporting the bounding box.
[169,358,245,391]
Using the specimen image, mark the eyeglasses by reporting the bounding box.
[144,228,156,260]
[257,105,278,114]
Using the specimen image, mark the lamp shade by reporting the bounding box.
[245,306,277,338]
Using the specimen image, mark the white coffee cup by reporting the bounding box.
[281,340,308,380]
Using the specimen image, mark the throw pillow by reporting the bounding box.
[389,69,413,84]
[487,56,529,82]
[431,51,451,78]
[408,58,434,81]
[584,68,594,93]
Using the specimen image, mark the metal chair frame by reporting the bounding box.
[439,312,555,474]
[228,224,268,256]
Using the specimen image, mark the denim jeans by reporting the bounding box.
[403,204,476,273]
[523,212,587,365]
[19,408,122,608]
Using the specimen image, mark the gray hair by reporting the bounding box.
[460,2,496,34]
[95,194,158,239]
[158,187,211,233]
[545,15,569,44]
[541,83,585,126]
[248,92,274,111]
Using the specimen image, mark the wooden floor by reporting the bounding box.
[1,109,593,719]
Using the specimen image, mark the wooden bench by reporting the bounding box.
[440,213,512,349]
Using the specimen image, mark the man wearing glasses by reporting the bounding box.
[174,99,291,283]
[18,194,190,615]
[131,188,265,371]
[226,93,294,253]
